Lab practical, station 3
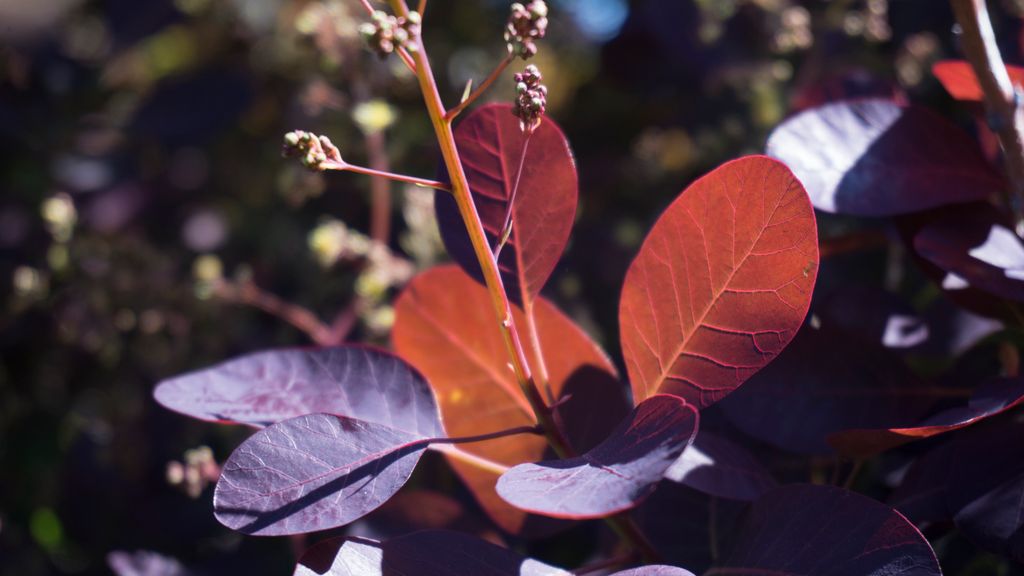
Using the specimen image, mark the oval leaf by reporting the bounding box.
[214,413,432,536]
[619,155,818,409]
[710,485,940,575]
[766,98,1002,215]
[393,265,629,534]
[295,530,569,576]
[154,346,443,436]
[933,60,1024,102]
[436,103,577,304]
[612,568,695,576]
[663,430,777,501]
[828,377,1024,457]
[496,396,698,519]
[914,203,1024,302]
[719,324,935,454]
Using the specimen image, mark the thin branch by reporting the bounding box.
[358,0,375,14]
[950,0,1024,233]
[396,47,417,73]
[432,425,542,445]
[321,159,450,191]
[365,129,393,243]
[428,444,509,475]
[212,279,333,345]
[494,132,532,259]
[417,0,427,16]
[445,54,514,121]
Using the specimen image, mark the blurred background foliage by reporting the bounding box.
[2,0,1023,574]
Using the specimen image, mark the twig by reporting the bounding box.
[320,158,450,191]
[950,0,1024,234]
[445,54,514,121]
[212,279,333,345]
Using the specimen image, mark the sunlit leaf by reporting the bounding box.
[620,155,818,409]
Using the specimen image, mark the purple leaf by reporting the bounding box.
[496,396,698,519]
[819,287,929,351]
[766,98,1001,216]
[944,412,1024,560]
[663,430,777,501]
[154,346,443,437]
[635,482,746,572]
[711,484,940,575]
[914,203,1024,303]
[828,378,1024,457]
[294,530,569,576]
[612,567,695,576]
[108,551,192,576]
[214,413,433,536]
[436,103,577,304]
[889,441,955,525]
[719,324,934,454]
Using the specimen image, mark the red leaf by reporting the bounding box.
[153,346,443,437]
[392,265,629,534]
[913,203,1024,302]
[619,155,818,409]
[766,98,1002,216]
[663,430,777,501]
[436,103,577,304]
[213,413,432,536]
[710,485,940,575]
[933,60,1024,102]
[496,396,698,519]
[828,378,1024,458]
[294,530,569,576]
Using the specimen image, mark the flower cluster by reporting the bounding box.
[282,130,342,170]
[505,1,548,59]
[512,64,547,132]
[358,9,421,57]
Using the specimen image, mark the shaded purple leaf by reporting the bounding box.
[819,287,929,351]
[766,98,1001,216]
[154,346,443,437]
[346,489,497,542]
[635,482,746,572]
[828,378,1024,457]
[214,413,433,536]
[945,412,1024,560]
[710,484,940,575]
[496,396,698,519]
[954,472,1024,562]
[663,430,777,501]
[436,103,577,304]
[612,567,695,576]
[108,551,192,576]
[294,530,569,576]
[889,441,955,525]
[914,203,1024,303]
[719,324,934,454]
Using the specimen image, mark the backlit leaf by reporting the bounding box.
[612,567,695,576]
[620,155,818,409]
[766,98,1002,216]
[828,378,1024,457]
[294,530,569,576]
[932,60,1024,102]
[153,346,443,436]
[496,396,697,519]
[393,265,629,534]
[436,103,577,304]
[709,485,941,575]
[214,413,434,536]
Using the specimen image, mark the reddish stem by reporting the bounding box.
[445,54,514,121]
[321,159,450,191]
